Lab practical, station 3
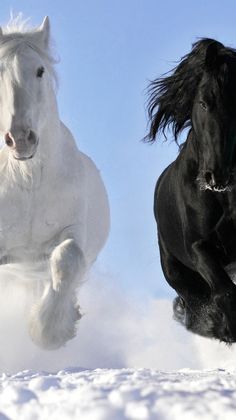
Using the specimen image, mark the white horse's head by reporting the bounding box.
[0,17,56,161]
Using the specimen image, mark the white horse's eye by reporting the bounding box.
[36,66,45,78]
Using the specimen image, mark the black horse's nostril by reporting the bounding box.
[205,171,216,187]
[27,130,37,145]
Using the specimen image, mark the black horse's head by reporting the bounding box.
[173,290,236,343]
[146,38,236,191]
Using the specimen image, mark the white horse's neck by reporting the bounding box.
[38,88,62,165]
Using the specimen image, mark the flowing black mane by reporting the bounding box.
[146,38,236,142]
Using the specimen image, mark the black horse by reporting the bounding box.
[146,38,236,343]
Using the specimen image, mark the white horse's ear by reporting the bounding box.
[37,16,50,48]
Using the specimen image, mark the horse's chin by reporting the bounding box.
[14,155,34,161]
[12,147,38,161]
[205,184,232,193]
[197,179,232,192]
[10,138,39,162]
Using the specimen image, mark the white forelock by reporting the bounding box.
[3,13,34,34]
[0,14,58,88]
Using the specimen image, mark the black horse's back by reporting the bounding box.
[146,38,236,343]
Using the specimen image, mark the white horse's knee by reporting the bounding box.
[50,239,86,292]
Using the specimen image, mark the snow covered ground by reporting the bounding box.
[1,271,236,418]
[1,367,236,419]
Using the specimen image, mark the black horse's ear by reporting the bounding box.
[205,42,222,71]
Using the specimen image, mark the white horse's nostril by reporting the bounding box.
[4,132,15,147]
[27,130,37,145]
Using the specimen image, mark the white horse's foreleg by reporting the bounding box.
[29,239,87,349]
[51,238,85,292]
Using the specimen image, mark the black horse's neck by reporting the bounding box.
[177,130,199,178]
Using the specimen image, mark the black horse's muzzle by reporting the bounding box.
[199,169,233,192]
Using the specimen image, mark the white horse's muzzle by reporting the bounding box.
[5,130,39,160]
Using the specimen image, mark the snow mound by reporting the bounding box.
[1,368,236,419]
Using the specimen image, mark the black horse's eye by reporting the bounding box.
[36,66,45,78]
[199,100,207,111]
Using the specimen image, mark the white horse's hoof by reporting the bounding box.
[28,287,82,350]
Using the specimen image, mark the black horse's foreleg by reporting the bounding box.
[209,214,236,257]
[159,241,209,299]
[191,238,234,293]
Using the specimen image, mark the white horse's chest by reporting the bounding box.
[0,181,81,254]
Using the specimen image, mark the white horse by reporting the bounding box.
[0,16,109,349]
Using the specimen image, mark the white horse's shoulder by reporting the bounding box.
[60,121,77,145]
[59,120,102,179]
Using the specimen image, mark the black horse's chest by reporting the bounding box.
[216,190,236,261]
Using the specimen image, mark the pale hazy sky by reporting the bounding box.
[1,0,236,299]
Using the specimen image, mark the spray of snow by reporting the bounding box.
[0,265,236,373]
